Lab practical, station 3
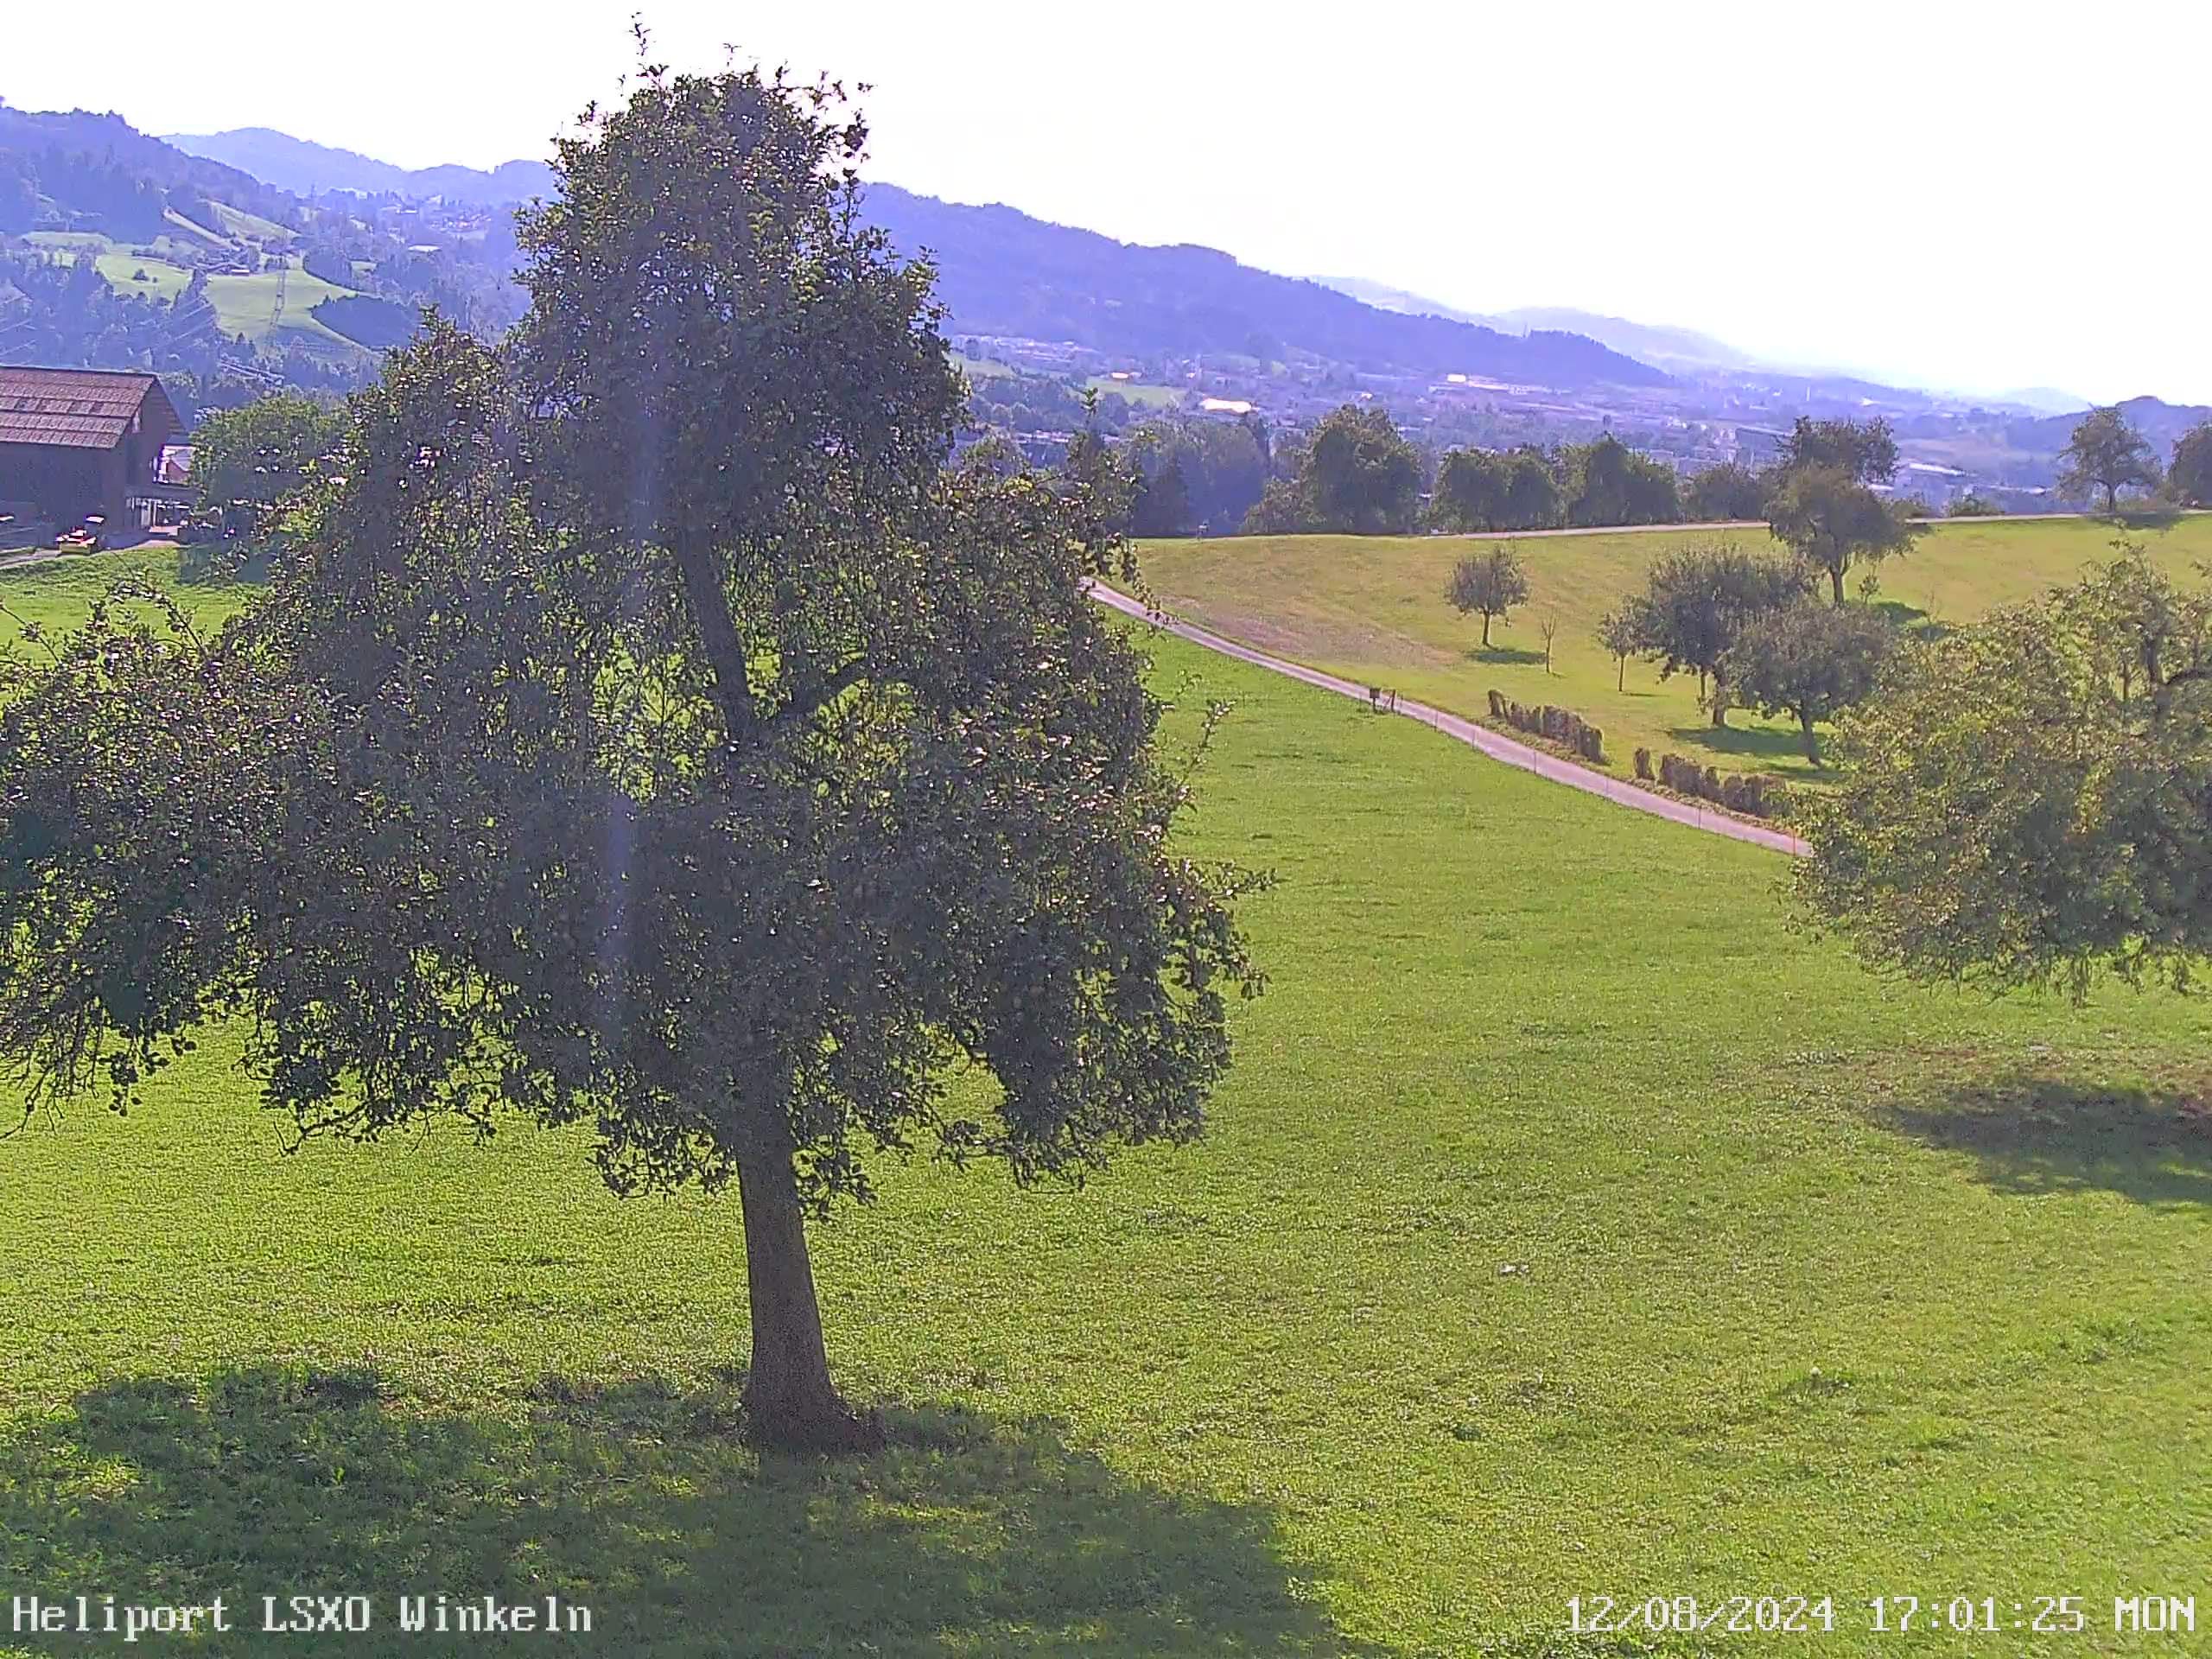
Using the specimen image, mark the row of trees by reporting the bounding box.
[1120,401,2212,545]
[1230,404,1692,538]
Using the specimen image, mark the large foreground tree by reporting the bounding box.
[1795,550,2212,994]
[0,67,1262,1452]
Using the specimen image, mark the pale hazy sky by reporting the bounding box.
[7,2,2206,402]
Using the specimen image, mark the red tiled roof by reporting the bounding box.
[0,366,164,452]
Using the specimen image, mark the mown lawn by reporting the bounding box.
[1,570,2208,1656]
[0,550,253,647]
[1140,514,2212,785]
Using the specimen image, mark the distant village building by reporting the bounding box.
[1732,423,1789,466]
[0,366,186,533]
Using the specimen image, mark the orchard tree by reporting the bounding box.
[1446,545,1530,647]
[1796,551,2212,994]
[1595,606,1638,690]
[1722,599,1895,763]
[190,391,348,522]
[0,66,1263,1452]
[1767,463,1923,603]
[2057,406,2161,513]
[2168,420,2212,509]
[1782,416,1897,485]
[1684,461,1770,523]
[1625,543,1809,724]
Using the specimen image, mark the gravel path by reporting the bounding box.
[1090,582,1808,858]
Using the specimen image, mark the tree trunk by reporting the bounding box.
[1710,671,1728,728]
[1829,564,1846,605]
[734,1118,881,1453]
[1481,613,1492,648]
[1616,657,1625,692]
[1800,709,1821,765]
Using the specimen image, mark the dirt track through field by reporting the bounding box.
[1089,581,1808,857]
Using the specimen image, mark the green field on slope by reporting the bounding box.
[1141,515,2212,784]
[2,555,2209,1656]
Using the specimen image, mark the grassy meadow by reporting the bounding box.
[37,229,372,361]
[1140,515,2212,783]
[3,554,2209,1655]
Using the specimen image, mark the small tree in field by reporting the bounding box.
[0,66,1262,1452]
[1446,546,1530,648]
[1537,611,1560,674]
[1595,607,1637,690]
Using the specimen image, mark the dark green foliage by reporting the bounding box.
[1558,433,1681,529]
[0,66,1262,1452]
[1447,547,1530,645]
[2056,407,2162,514]
[1428,446,1554,532]
[188,392,346,521]
[308,295,421,352]
[1781,416,1897,485]
[1796,549,2212,995]
[2166,420,2212,509]
[1683,461,1771,521]
[1122,418,1269,537]
[1947,493,2005,517]
[1623,543,1810,726]
[1431,438,1676,533]
[1767,463,1924,604]
[1723,600,1897,764]
[1241,404,1421,535]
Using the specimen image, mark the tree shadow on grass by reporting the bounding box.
[1878,1072,2212,1207]
[0,1366,1395,1658]
[1868,599,1955,641]
[2113,507,2185,533]
[1662,722,1806,766]
[1467,645,1545,666]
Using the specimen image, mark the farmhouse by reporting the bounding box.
[0,365,185,535]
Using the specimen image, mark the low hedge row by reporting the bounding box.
[1487,690,1603,764]
[1633,748,1789,820]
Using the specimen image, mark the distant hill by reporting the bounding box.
[1307,278,1753,373]
[164,129,556,205]
[0,105,302,238]
[1490,307,1753,372]
[861,185,1668,389]
[2015,394,2212,451]
[1308,274,1495,327]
